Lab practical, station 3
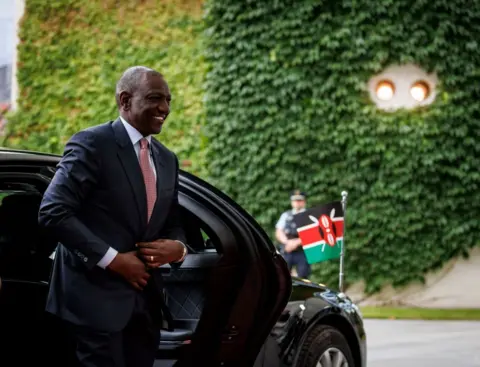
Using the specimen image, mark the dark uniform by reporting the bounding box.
[276,192,311,279]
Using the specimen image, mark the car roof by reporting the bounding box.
[0,148,61,162]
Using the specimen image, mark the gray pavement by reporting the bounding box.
[365,319,480,367]
[154,319,480,366]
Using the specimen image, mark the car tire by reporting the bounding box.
[296,325,355,367]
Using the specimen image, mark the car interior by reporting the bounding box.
[0,171,228,363]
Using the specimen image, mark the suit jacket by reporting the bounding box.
[38,118,186,332]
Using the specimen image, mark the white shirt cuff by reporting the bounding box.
[97,247,118,269]
[174,240,187,262]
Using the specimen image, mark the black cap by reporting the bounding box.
[290,189,306,201]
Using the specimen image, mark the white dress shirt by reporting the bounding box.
[97,117,185,268]
[120,116,157,179]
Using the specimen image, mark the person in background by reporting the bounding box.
[275,190,311,279]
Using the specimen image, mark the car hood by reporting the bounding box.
[289,276,363,319]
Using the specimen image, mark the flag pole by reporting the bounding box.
[339,191,348,293]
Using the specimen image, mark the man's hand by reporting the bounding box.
[136,239,185,268]
[107,251,150,291]
[284,238,302,253]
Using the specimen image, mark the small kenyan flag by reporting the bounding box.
[293,201,344,265]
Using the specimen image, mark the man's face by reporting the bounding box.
[291,199,306,210]
[121,73,171,136]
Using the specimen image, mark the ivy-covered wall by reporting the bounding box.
[4,0,207,176]
[4,0,480,293]
[203,0,480,292]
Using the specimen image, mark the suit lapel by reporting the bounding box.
[112,118,147,226]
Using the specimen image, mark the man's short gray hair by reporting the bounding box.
[115,66,164,106]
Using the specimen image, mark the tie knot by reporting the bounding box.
[140,138,149,149]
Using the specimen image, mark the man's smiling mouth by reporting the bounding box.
[154,115,166,122]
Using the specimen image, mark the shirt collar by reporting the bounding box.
[120,116,152,147]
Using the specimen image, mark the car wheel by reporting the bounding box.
[296,325,355,367]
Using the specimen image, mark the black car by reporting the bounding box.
[0,149,366,367]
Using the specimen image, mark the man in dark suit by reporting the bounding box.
[38,66,188,367]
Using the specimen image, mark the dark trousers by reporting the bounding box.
[65,291,162,367]
[284,250,311,279]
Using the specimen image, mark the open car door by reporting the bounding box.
[165,171,292,366]
[0,151,292,367]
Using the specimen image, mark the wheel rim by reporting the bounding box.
[316,347,349,367]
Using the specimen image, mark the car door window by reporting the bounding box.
[179,205,220,254]
[0,182,54,282]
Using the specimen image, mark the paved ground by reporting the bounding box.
[365,319,480,367]
[154,319,480,366]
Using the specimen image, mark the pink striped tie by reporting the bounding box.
[139,138,156,222]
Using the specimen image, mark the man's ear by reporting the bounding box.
[119,91,131,111]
